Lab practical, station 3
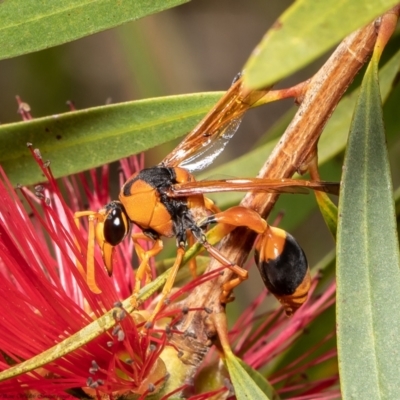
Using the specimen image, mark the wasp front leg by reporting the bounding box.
[186,196,222,278]
[74,201,130,294]
[132,233,164,293]
[147,245,186,324]
[74,210,103,294]
[131,233,188,324]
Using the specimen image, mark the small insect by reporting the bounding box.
[75,75,339,317]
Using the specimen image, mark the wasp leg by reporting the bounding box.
[187,231,197,278]
[132,233,164,293]
[201,240,248,303]
[199,205,267,235]
[204,196,221,214]
[197,206,269,303]
[74,211,102,294]
[148,246,186,323]
[184,196,222,277]
[254,226,311,316]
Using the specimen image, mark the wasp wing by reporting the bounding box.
[161,76,268,170]
[168,178,340,197]
[177,117,243,172]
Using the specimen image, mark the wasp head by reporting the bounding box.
[96,201,130,275]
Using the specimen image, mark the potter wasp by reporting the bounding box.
[75,75,339,318]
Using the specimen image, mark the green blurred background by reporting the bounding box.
[0,0,296,165]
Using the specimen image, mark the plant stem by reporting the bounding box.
[163,14,382,390]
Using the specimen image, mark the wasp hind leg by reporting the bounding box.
[198,206,268,303]
[200,240,248,303]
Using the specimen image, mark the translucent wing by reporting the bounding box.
[168,178,340,197]
[161,76,268,170]
[177,117,242,172]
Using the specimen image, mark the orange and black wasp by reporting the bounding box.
[75,74,339,318]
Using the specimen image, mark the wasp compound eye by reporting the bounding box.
[254,227,311,315]
[104,202,129,246]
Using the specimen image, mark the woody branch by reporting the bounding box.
[165,11,393,382]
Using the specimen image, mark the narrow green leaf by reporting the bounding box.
[225,353,272,400]
[156,255,209,284]
[236,358,280,400]
[314,192,338,240]
[0,92,222,186]
[0,268,170,382]
[0,0,188,60]
[336,54,400,398]
[244,0,398,89]
[319,47,400,164]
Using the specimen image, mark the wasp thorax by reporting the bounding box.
[103,201,130,246]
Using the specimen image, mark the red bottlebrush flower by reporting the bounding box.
[0,149,172,398]
[239,280,339,399]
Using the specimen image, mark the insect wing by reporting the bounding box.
[161,77,268,169]
[178,117,242,172]
[168,178,340,197]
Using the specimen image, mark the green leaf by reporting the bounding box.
[244,0,399,89]
[336,54,400,398]
[225,353,274,400]
[0,92,222,186]
[319,48,400,164]
[236,358,281,400]
[0,0,188,60]
[314,191,338,240]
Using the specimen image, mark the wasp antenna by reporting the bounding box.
[86,215,102,294]
[74,211,102,294]
[73,213,87,282]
